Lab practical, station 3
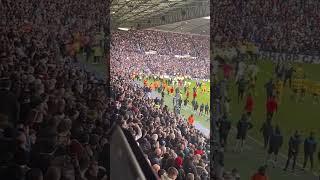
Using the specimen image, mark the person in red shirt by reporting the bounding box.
[188,114,195,126]
[266,96,278,119]
[170,87,174,94]
[194,147,204,156]
[193,91,197,100]
[251,166,269,180]
[245,93,254,118]
[223,63,233,80]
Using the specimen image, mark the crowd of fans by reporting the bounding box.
[112,30,209,58]
[110,29,212,179]
[0,0,110,180]
[111,30,210,79]
[212,0,320,55]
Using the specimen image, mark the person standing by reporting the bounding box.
[266,96,278,119]
[223,63,233,80]
[199,103,204,116]
[235,114,253,152]
[187,114,195,127]
[264,78,275,99]
[184,98,189,107]
[218,114,231,151]
[284,64,294,88]
[284,131,301,172]
[302,132,317,171]
[205,103,209,115]
[245,92,254,119]
[236,76,248,103]
[265,126,283,168]
[193,90,197,100]
[260,118,273,149]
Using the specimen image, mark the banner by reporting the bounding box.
[258,51,320,64]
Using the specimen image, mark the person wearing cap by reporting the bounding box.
[284,130,301,172]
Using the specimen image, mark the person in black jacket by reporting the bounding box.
[234,114,253,152]
[260,118,273,149]
[302,132,317,171]
[265,126,283,168]
[218,114,231,151]
[284,131,301,172]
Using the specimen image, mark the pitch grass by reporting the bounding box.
[220,60,320,178]
[144,78,210,129]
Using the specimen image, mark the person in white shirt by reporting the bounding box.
[235,61,247,82]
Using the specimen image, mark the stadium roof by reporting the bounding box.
[148,17,209,36]
[111,0,209,35]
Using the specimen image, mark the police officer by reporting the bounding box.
[284,131,301,172]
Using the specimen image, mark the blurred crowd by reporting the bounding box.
[111,30,210,79]
[111,30,211,179]
[0,0,109,180]
[112,30,209,57]
[212,0,320,55]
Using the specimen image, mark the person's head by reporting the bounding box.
[186,173,194,180]
[231,168,238,175]
[155,148,162,157]
[25,168,43,180]
[88,160,99,177]
[258,166,266,176]
[167,167,179,180]
[158,169,166,177]
[152,164,160,173]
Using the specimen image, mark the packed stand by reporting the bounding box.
[110,49,211,180]
[0,0,110,180]
[211,0,320,55]
[112,30,209,58]
[111,31,210,79]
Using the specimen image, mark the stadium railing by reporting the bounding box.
[110,125,159,180]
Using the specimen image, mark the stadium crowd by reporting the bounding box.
[112,30,209,58]
[111,30,210,79]
[111,30,214,179]
[0,0,109,180]
[212,0,320,55]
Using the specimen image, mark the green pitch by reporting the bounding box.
[144,78,210,129]
[221,60,320,179]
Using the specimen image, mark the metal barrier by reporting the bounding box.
[110,126,158,180]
